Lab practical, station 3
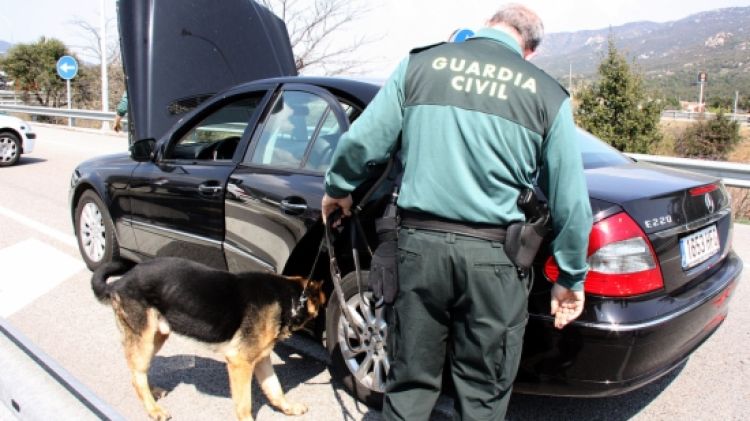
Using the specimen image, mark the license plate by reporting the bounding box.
[680,225,720,269]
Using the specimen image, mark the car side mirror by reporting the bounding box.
[130,138,157,162]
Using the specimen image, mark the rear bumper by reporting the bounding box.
[515,250,742,397]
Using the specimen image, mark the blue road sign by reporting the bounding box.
[450,28,475,43]
[56,56,78,80]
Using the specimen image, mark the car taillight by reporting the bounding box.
[689,183,718,196]
[544,212,664,297]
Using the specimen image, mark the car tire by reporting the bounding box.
[74,190,119,271]
[0,131,21,167]
[326,270,387,409]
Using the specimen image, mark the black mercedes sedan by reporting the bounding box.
[69,0,742,408]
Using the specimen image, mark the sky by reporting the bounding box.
[2,0,750,77]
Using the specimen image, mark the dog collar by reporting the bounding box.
[291,286,309,320]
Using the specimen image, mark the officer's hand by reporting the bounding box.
[113,116,122,132]
[550,283,585,330]
[322,194,352,226]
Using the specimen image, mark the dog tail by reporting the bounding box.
[91,260,132,303]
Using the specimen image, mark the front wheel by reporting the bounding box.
[0,131,21,167]
[74,190,119,271]
[326,270,388,408]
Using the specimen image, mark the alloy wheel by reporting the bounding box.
[0,135,19,164]
[79,202,106,262]
[336,290,389,393]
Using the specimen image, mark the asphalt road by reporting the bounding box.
[1,124,748,421]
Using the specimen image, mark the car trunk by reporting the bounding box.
[587,162,732,294]
[117,0,298,143]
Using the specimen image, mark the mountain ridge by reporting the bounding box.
[532,6,750,104]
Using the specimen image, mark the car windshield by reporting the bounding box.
[577,129,632,169]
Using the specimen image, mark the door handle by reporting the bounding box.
[199,183,223,195]
[280,199,308,214]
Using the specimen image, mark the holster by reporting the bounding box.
[369,215,399,305]
[503,217,549,272]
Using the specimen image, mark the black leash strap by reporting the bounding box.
[324,209,360,331]
[323,148,399,334]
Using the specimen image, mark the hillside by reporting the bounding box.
[532,7,750,106]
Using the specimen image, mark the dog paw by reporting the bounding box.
[151,386,169,400]
[282,402,308,416]
[147,405,171,421]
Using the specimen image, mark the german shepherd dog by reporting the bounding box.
[91,257,326,421]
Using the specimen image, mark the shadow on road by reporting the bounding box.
[15,157,47,166]
[506,361,687,420]
[148,342,330,419]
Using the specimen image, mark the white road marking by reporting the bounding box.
[0,238,85,317]
[0,205,78,249]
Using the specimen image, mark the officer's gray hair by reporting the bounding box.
[488,4,544,52]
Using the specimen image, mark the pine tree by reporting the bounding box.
[574,36,662,153]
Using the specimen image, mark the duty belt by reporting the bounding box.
[400,210,507,242]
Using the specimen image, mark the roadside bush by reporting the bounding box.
[728,187,750,224]
[673,112,741,160]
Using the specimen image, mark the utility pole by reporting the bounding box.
[568,62,572,92]
[697,71,707,112]
[100,0,110,130]
[734,91,739,121]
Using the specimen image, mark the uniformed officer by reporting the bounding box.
[322,4,592,420]
[113,92,128,133]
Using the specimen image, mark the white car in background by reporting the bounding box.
[0,114,36,166]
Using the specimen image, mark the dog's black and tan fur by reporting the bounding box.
[91,257,326,421]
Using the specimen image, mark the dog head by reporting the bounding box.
[302,278,326,318]
[288,277,326,327]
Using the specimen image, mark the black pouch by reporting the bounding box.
[503,217,548,272]
[369,215,399,305]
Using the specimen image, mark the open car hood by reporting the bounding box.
[117,0,297,142]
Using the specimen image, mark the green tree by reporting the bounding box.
[574,36,662,153]
[0,37,87,108]
[674,112,740,160]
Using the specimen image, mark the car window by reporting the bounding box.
[577,129,632,169]
[166,95,262,161]
[247,91,345,171]
[304,110,343,171]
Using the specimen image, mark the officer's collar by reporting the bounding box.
[469,28,523,56]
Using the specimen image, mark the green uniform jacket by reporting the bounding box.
[325,28,592,290]
[116,92,128,117]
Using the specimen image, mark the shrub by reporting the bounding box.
[673,112,741,160]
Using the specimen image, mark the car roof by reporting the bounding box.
[222,76,382,107]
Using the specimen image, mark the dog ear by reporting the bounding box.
[312,280,326,305]
[304,280,326,315]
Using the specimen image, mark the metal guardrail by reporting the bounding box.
[660,110,749,124]
[626,153,750,189]
[0,104,116,121]
[0,90,22,106]
[0,318,125,420]
[1,104,748,188]
[4,104,747,125]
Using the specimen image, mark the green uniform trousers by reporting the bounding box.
[382,228,530,421]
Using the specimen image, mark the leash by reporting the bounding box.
[294,238,328,316]
[321,149,400,334]
[324,209,361,330]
